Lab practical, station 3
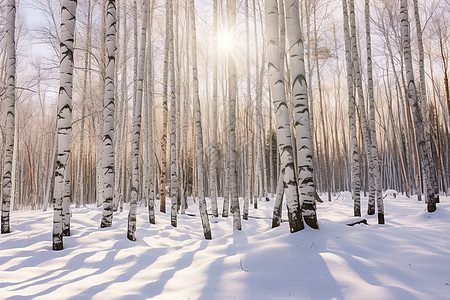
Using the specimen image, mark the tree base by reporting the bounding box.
[304,216,319,229]
[204,231,212,240]
[427,201,437,213]
[63,228,70,236]
[378,213,385,224]
[127,232,136,242]
[100,221,112,228]
[53,242,64,251]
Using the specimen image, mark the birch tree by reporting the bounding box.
[342,0,361,217]
[168,0,179,227]
[1,0,15,234]
[243,0,252,221]
[228,0,242,231]
[146,0,155,225]
[348,0,376,215]
[210,0,219,218]
[190,0,212,239]
[127,0,148,241]
[365,0,384,224]
[101,0,117,228]
[266,0,304,233]
[400,0,438,212]
[285,0,319,229]
[53,0,77,250]
[160,0,171,214]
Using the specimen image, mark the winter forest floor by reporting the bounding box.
[1,194,449,300]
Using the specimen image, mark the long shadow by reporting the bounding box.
[198,233,249,299]
[138,240,209,298]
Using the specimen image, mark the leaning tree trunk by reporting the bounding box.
[190,0,212,239]
[100,0,117,228]
[285,0,319,229]
[1,0,16,234]
[127,0,148,241]
[412,0,440,203]
[365,0,384,224]
[400,0,438,212]
[265,0,304,233]
[52,0,77,250]
[342,0,361,217]
[228,0,242,231]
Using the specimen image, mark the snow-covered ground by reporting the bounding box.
[1,194,449,299]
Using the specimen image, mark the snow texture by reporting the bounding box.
[1,195,449,299]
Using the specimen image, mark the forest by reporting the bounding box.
[0,0,449,298]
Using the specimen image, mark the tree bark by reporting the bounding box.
[52,0,77,250]
[266,0,304,233]
[1,0,16,234]
[101,0,117,228]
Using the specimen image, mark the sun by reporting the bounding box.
[217,29,235,55]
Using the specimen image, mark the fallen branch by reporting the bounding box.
[347,219,368,226]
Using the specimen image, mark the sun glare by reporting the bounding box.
[217,29,235,55]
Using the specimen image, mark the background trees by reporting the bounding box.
[1,0,449,240]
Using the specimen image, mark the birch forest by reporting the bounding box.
[1,0,450,245]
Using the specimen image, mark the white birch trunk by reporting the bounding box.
[243,0,252,221]
[228,0,242,231]
[400,0,438,211]
[1,0,16,234]
[412,0,440,202]
[266,0,304,233]
[53,0,77,250]
[190,0,212,239]
[168,0,178,227]
[127,0,148,241]
[160,0,171,214]
[101,0,117,228]
[285,0,319,229]
[348,0,375,215]
[210,0,219,218]
[365,0,384,224]
[342,0,361,217]
[146,0,155,225]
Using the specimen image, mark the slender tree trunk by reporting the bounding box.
[52,0,77,250]
[190,0,212,239]
[348,0,375,215]
[228,0,242,231]
[1,0,16,234]
[285,0,319,229]
[342,0,361,217]
[412,0,439,203]
[146,0,155,225]
[76,0,92,208]
[365,0,384,224]
[210,0,219,218]
[127,0,148,241]
[101,0,117,228]
[266,0,304,233]
[400,0,438,211]
[168,0,179,227]
[160,0,171,214]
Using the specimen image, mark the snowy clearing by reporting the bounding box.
[1,195,449,299]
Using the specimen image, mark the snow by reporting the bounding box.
[1,194,449,299]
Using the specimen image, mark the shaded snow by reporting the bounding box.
[1,194,449,299]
